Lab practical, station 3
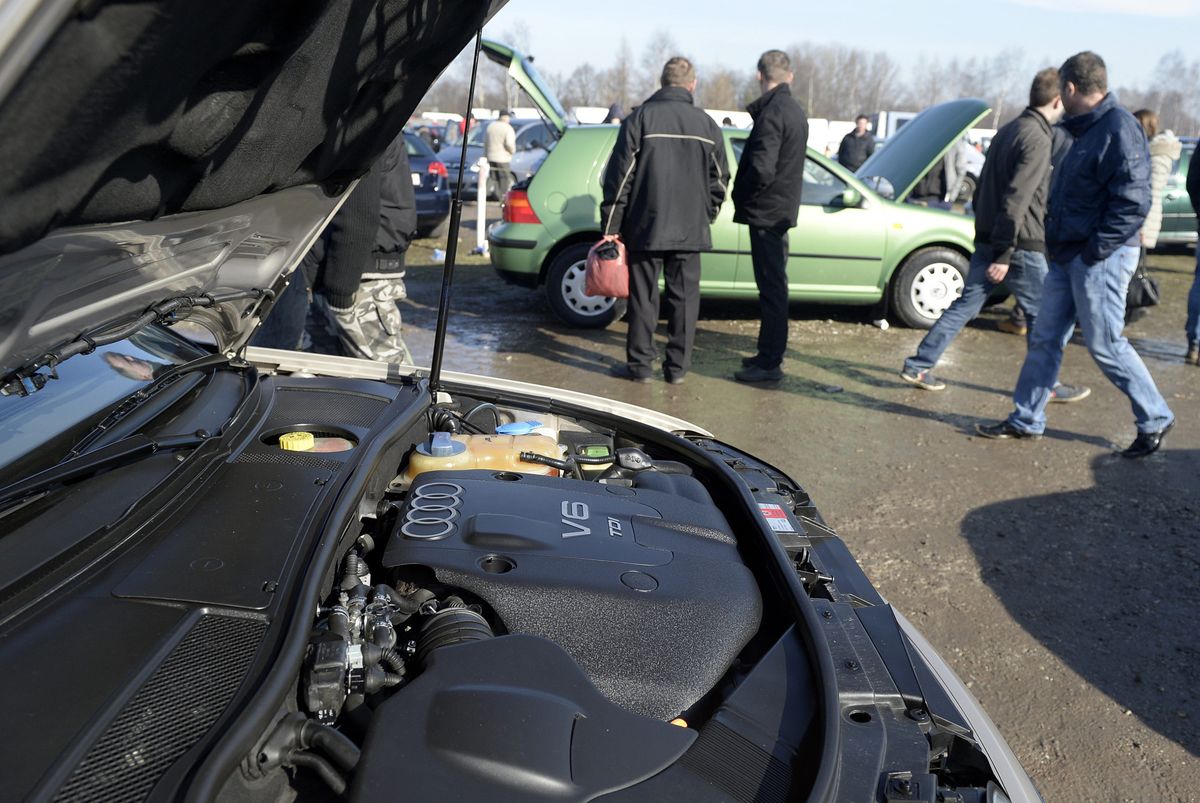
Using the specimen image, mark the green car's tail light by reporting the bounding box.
[503,189,541,224]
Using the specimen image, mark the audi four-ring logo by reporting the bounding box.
[401,482,464,540]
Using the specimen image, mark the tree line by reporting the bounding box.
[419,27,1200,136]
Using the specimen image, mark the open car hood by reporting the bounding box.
[0,0,507,388]
[855,98,990,202]
[481,39,567,135]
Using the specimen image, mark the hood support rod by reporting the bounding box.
[428,27,485,395]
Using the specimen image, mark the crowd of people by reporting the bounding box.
[599,48,1196,459]
[255,47,1199,461]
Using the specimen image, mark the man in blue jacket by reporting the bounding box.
[977,52,1174,458]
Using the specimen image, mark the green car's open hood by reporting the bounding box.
[856,99,991,202]
[481,39,567,136]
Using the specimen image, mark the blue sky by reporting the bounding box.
[484,0,1199,88]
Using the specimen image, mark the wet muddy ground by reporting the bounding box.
[397,207,1198,802]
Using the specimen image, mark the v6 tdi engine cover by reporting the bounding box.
[383,470,762,719]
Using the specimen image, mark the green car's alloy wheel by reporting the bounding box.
[891,247,969,329]
[545,242,625,328]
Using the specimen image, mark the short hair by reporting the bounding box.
[855,114,870,123]
[1029,67,1060,107]
[1133,109,1158,139]
[660,57,696,88]
[1060,51,1107,95]
[757,50,791,83]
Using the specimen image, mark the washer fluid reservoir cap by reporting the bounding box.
[419,431,467,458]
[495,421,542,436]
[279,431,316,452]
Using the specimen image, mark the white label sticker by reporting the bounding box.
[758,503,796,533]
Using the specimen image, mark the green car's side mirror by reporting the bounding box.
[840,188,863,208]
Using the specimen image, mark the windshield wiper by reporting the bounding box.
[66,351,240,459]
[0,289,271,398]
[0,432,208,513]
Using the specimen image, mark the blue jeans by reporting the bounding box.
[1186,247,1200,348]
[1008,246,1174,435]
[904,244,1047,374]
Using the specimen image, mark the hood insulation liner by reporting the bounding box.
[0,0,503,256]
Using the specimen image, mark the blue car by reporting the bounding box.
[403,131,451,238]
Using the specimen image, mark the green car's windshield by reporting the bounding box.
[0,327,201,473]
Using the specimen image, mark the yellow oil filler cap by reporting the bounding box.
[279,431,316,452]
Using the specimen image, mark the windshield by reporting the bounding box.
[0,328,201,473]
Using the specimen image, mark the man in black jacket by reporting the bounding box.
[978,51,1173,458]
[838,115,875,172]
[601,57,729,384]
[731,50,809,383]
[899,68,1087,403]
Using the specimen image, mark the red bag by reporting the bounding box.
[584,237,629,299]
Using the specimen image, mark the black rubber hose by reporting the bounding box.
[327,607,350,640]
[289,751,347,796]
[378,584,434,619]
[340,552,365,590]
[299,721,361,774]
[519,451,583,480]
[571,454,615,464]
[378,646,405,675]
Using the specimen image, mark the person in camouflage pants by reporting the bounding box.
[254,136,415,363]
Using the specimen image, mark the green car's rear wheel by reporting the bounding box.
[890,247,969,329]
[545,242,626,329]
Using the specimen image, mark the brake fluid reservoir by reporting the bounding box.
[405,432,560,482]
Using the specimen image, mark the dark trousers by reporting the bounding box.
[749,226,790,368]
[489,161,512,198]
[626,250,701,378]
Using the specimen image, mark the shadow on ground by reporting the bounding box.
[960,449,1200,757]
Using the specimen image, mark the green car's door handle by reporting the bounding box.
[1165,191,1183,201]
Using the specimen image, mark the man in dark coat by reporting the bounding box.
[600,57,730,384]
[978,51,1174,458]
[1185,144,1200,364]
[837,115,875,171]
[731,50,809,382]
[899,68,1088,403]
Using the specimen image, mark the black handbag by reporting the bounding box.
[1126,252,1160,311]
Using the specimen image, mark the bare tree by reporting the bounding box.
[696,65,742,110]
[639,30,680,99]
[600,38,637,113]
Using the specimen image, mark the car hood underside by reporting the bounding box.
[0,0,506,380]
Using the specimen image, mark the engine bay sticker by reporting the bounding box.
[758,503,797,533]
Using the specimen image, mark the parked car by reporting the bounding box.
[0,14,1038,803]
[443,116,539,200]
[402,131,452,238]
[509,120,555,183]
[1156,138,1197,248]
[488,56,988,329]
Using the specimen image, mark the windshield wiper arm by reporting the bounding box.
[0,432,208,512]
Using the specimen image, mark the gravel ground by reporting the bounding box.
[394,207,1199,801]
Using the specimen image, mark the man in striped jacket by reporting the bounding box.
[601,57,730,385]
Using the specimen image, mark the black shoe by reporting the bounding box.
[975,420,1042,440]
[1187,343,1199,365]
[734,365,784,383]
[609,363,651,383]
[1119,420,1174,459]
[664,370,686,385]
[741,354,764,367]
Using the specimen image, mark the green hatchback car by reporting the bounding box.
[483,43,990,330]
[1157,138,1196,248]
